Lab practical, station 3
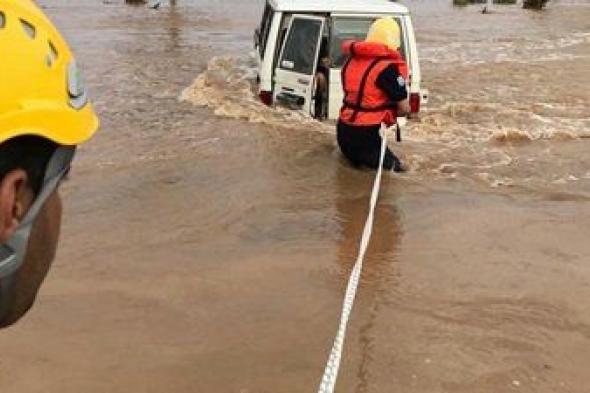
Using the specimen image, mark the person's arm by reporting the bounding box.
[397,99,411,117]
[376,65,410,116]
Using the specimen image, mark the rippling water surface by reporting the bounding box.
[0,1,589,392]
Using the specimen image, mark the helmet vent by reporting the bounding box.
[0,11,5,29]
[49,41,58,59]
[20,19,36,39]
[46,41,58,67]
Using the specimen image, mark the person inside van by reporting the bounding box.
[314,37,331,120]
[337,17,411,172]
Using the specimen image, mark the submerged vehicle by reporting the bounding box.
[254,0,428,121]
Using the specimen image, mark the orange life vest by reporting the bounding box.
[339,40,409,127]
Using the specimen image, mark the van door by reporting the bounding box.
[255,2,274,66]
[273,15,325,114]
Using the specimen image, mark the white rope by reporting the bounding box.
[317,125,389,393]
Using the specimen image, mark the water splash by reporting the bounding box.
[180,56,332,134]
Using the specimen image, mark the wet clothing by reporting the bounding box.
[314,63,329,120]
[337,41,409,170]
[337,121,403,171]
[375,64,410,104]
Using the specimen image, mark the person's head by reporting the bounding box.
[319,36,331,68]
[365,17,401,51]
[0,0,99,328]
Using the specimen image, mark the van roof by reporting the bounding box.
[269,0,410,15]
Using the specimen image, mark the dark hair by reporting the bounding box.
[0,136,58,194]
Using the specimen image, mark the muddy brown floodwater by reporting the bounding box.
[1,0,590,392]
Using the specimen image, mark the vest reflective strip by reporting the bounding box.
[343,102,398,112]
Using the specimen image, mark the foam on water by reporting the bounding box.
[420,23,590,67]
[194,72,584,149]
[180,56,332,135]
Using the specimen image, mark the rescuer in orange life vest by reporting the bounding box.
[338,17,411,172]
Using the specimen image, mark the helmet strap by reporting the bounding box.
[0,147,75,323]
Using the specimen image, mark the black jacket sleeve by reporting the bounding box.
[375,64,408,103]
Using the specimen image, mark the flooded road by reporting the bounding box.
[1,1,589,392]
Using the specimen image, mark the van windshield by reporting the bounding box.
[329,17,406,68]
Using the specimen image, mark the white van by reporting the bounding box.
[254,0,427,121]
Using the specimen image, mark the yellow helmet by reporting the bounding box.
[365,17,401,51]
[0,0,99,146]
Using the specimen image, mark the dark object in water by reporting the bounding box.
[148,0,161,9]
[453,0,516,5]
[523,0,549,9]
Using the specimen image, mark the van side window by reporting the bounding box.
[279,18,323,75]
[330,17,406,68]
[271,14,292,71]
[258,3,274,57]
